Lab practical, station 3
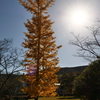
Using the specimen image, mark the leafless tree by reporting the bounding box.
[69,23,100,62]
[0,39,25,96]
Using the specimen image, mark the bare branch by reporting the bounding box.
[0,39,24,96]
[69,23,100,61]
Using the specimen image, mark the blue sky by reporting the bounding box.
[0,0,100,67]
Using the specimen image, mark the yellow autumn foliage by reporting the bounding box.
[18,0,62,99]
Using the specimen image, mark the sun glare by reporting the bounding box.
[71,9,88,25]
[61,1,96,34]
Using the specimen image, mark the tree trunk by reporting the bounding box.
[34,97,38,100]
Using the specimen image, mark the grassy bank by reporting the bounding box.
[38,97,80,100]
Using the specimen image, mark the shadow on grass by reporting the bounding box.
[58,98,74,99]
[57,96,76,99]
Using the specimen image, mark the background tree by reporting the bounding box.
[69,22,100,62]
[59,72,81,96]
[73,60,100,100]
[60,73,76,96]
[0,39,24,97]
[18,0,61,100]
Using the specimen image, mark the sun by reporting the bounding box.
[62,6,90,29]
[61,1,95,34]
[71,9,88,25]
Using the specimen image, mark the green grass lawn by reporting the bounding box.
[31,97,80,100]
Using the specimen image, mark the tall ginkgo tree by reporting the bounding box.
[18,0,62,100]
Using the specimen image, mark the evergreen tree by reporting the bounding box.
[18,0,62,99]
[73,60,100,100]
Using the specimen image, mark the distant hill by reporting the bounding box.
[57,65,88,75]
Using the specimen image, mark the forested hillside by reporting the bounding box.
[57,65,88,75]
